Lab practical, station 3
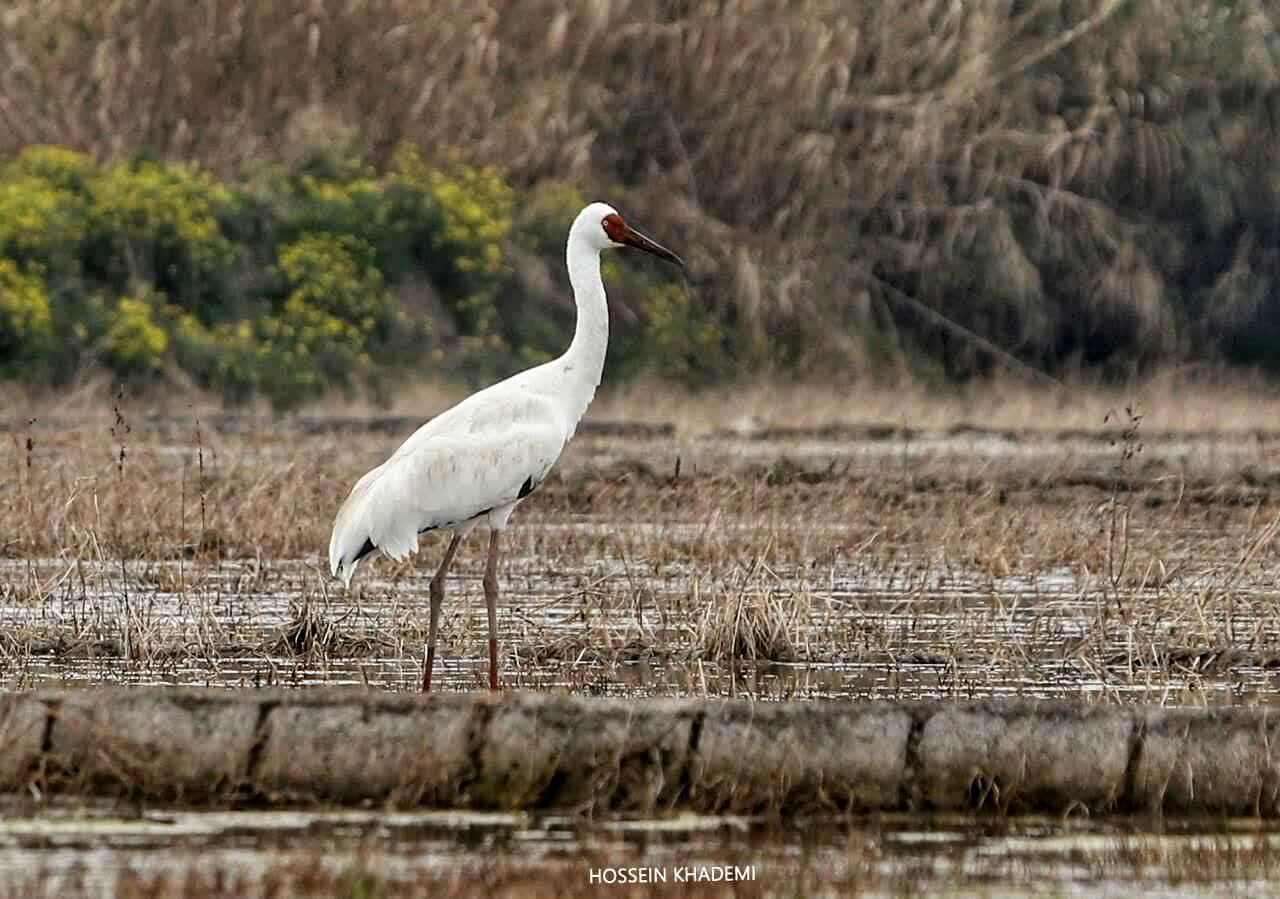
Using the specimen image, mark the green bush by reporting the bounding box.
[0,145,692,406]
[170,313,262,405]
[0,176,88,269]
[500,180,588,367]
[103,293,168,378]
[87,159,238,319]
[252,233,400,408]
[5,145,97,193]
[613,282,728,386]
[249,159,390,260]
[400,149,515,333]
[276,234,393,341]
[512,181,586,258]
[427,161,513,278]
[4,145,96,194]
[0,260,53,374]
[389,149,528,384]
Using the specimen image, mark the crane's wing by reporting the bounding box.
[328,420,564,585]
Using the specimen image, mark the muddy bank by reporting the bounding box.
[0,689,1275,816]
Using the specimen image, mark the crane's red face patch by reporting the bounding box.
[601,213,628,244]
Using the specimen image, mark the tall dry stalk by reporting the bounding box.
[2,0,1272,378]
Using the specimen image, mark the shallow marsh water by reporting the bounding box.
[7,421,1280,894]
[3,526,1280,703]
[4,802,1280,897]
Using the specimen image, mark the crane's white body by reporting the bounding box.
[328,202,617,586]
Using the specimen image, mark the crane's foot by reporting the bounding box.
[488,638,499,692]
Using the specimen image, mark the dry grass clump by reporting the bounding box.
[696,561,808,662]
[272,599,387,658]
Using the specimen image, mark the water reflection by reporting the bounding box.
[0,802,1277,897]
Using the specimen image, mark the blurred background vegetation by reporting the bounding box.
[1,0,1279,407]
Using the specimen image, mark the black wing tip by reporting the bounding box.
[352,537,377,565]
[518,475,537,499]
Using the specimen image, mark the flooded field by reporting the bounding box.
[5,402,1280,894]
[5,801,1280,897]
[4,417,1280,703]
[7,537,1280,705]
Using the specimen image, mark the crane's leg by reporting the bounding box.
[483,529,502,691]
[423,533,463,693]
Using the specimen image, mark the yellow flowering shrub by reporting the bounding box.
[0,176,87,265]
[0,259,53,370]
[104,295,169,376]
[7,145,97,192]
[271,168,387,249]
[426,159,514,276]
[0,144,695,403]
[258,233,396,407]
[277,234,391,333]
[89,160,237,308]
[388,148,515,333]
[255,153,425,287]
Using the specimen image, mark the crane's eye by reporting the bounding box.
[601,213,627,243]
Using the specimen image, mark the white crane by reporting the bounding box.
[328,202,683,691]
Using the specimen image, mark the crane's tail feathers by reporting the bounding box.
[336,557,359,588]
[329,528,374,588]
[329,533,421,589]
[328,463,421,588]
[330,536,379,588]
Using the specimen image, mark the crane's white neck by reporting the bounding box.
[560,235,609,422]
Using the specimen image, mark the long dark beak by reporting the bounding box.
[621,225,684,267]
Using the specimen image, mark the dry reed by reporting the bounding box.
[2,1,1273,376]
[1,379,1279,704]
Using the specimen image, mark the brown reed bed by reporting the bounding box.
[0,380,1277,706]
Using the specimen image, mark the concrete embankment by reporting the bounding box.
[2,688,1276,816]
